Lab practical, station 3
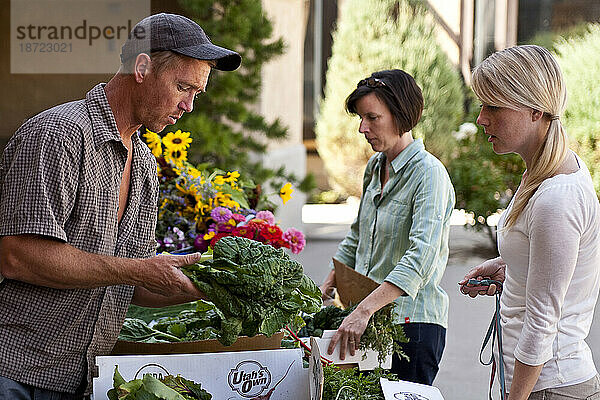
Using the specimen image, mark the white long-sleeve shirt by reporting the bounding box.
[497,153,600,392]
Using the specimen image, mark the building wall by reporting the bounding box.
[261,0,308,150]
[427,0,461,66]
[260,0,309,230]
[0,0,182,150]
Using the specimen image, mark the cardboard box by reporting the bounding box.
[111,331,284,355]
[333,258,380,308]
[380,378,445,399]
[94,348,310,399]
[308,337,324,400]
[302,330,392,370]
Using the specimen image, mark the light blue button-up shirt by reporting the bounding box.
[334,139,455,327]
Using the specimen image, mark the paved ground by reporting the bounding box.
[290,224,600,399]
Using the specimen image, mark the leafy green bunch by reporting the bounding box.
[119,301,223,344]
[299,305,408,365]
[323,365,398,400]
[181,236,323,345]
[152,301,222,342]
[107,366,211,400]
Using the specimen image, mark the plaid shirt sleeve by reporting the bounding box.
[0,114,82,241]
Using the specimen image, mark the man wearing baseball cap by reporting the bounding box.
[0,13,240,399]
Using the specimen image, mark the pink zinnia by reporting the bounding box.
[283,228,306,254]
[255,210,275,225]
[232,213,246,223]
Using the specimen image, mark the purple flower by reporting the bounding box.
[211,207,233,223]
[283,228,306,254]
[194,235,209,253]
[216,222,235,233]
[256,210,275,225]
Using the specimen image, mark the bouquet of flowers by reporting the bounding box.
[143,129,306,254]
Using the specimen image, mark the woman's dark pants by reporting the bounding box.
[390,322,446,385]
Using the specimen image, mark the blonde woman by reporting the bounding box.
[459,45,600,399]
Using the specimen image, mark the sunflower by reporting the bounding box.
[188,167,203,180]
[212,175,225,186]
[279,182,293,204]
[164,147,188,167]
[162,130,192,152]
[224,171,240,183]
[143,129,162,157]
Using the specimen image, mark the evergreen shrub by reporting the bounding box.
[171,0,314,199]
[315,0,464,197]
[555,24,600,195]
[446,98,524,245]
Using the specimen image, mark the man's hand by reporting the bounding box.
[133,252,204,298]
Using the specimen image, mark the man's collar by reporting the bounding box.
[86,83,122,148]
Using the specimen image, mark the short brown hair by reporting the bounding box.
[346,69,424,134]
[119,50,216,75]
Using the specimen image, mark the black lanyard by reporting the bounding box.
[479,285,506,400]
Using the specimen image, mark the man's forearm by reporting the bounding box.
[0,234,138,289]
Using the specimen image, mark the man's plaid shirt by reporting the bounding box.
[0,84,158,393]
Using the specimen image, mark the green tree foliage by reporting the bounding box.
[446,99,523,245]
[315,0,464,197]
[173,0,313,195]
[526,21,593,53]
[555,24,600,195]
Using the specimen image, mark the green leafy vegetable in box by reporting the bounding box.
[180,236,322,345]
[119,318,183,343]
[118,237,322,346]
[152,302,222,342]
[323,364,398,400]
[298,305,408,365]
[107,366,212,400]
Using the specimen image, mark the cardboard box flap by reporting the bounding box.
[111,331,284,355]
[380,377,445,399]
[303,330,392,371]
[309,337,324,400]
[333,258,379,308]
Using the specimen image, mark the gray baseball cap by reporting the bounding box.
[120,13,241,71]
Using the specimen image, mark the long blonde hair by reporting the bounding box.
[472,45,569,229]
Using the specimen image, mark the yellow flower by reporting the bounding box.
[204,231,216,240]
[164,147,188,167]
[279,182,293,204]
[143,129,162,157]
[188,167,202,180]
[213,175,225,186]
[224,171,240,183]
[163,130,192,152]
[176,182,198,198]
